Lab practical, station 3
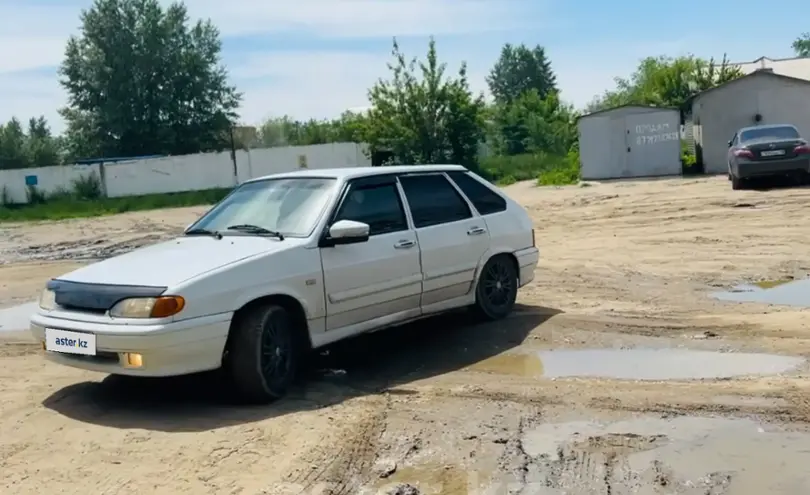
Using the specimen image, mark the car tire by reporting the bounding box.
[226,303,298,404]
[471,254,518,321]
[731,174,745,190]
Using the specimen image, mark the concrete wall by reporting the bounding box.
[693,74,810,174]
[1,142,371,203]
[0,164,102,203]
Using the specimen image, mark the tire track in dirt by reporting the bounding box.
[282,396,390,495]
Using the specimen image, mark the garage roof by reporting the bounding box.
[577,104,677,121]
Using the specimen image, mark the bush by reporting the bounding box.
[681,141,700,175]
[72,173,103,200]
[478,150,580,187]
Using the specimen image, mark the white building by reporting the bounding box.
[728,56,810,80]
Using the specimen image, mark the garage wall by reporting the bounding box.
[694,74,810,174]
[579,106,681,180]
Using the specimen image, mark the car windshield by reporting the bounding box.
[740,126,800,142]
[189,177,336,237]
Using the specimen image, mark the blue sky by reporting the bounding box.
[0,0,806,135]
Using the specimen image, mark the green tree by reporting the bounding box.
[0,117,63,169]
[0,118,28,169]
[24,117,61,167]
[365,38,486,167]
[587,55,742,112]
[793,33,810,57]
[486,43,557,105]
[59,0,241,159]
[256,111,368,148]
[490,90,577,156]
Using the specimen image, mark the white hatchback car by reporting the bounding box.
[30,165,539,402]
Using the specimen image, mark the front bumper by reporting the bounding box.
[29,312,232,377]
[515,246,539,288]
[736,157,810,178]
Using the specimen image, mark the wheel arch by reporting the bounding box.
[473,249,520,289]
[225,294,313,355]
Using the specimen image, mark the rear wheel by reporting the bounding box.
[226,304,299,403]
[471,255,518,321]
[731,174,746,190]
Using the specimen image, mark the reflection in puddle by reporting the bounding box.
[522,416,810,493]
[470,348,803,380]
[752,279,793,289]
[371,463,472,494]
[712,278,810,306]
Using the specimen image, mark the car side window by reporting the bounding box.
[447,171,507,215]
[333,182,408,236]
[398,174,472,228]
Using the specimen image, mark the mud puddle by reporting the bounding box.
[470,348,804,380]
[712,278,810,307]
[6,234,170,262]
[0,302,36,332]
[520,415,810,493]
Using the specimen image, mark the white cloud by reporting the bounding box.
[0,71,64,131]
[0,0,798,136]
[231,43,496,126]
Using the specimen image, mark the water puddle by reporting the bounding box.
[712,278,810,306]
[0,302,36,332]
[470,348,803,380]
[370,462,472,494]
[521,415,810,493]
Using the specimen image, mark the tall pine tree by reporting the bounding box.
[487,43,557,105]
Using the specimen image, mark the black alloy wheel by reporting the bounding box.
[473,255,518,320]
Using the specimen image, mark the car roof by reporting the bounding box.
[739,124,798,133]
[243,164,468,183]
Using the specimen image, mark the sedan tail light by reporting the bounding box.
[795,144,810,154]
[733,149,754,158]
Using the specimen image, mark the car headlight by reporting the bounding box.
[39,288,56,310]
[109,296,185,318]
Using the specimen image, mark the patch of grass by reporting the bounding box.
[479,151,581,187]
[0,188,231,223]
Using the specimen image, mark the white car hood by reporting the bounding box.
[57,236,301,287]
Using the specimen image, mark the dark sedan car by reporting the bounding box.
[727,124,810,190]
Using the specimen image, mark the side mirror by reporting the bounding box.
[320,219,370,247]
[727,140,733,147]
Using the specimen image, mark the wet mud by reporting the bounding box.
[471,348,805,381]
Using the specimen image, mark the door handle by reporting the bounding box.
[394,239,416,249]
[467,227,487,236]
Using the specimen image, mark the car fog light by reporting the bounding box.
[122,352,143,368]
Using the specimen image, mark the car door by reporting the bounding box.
[320,176,423,333]
[397,173,490,310]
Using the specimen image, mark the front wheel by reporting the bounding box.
[471,255,518,321]
[226,304,299,403]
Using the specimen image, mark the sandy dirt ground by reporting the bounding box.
[4,176,810,493]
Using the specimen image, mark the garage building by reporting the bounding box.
[577,105,682,180]
[684,70,810,175]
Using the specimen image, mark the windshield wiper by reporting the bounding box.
[184,228,222,240]
[226,224,285,240]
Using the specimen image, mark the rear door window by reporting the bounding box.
[398,174,472,228]
[447,172,507,215]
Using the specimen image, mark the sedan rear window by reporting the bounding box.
[740,126,800,142]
